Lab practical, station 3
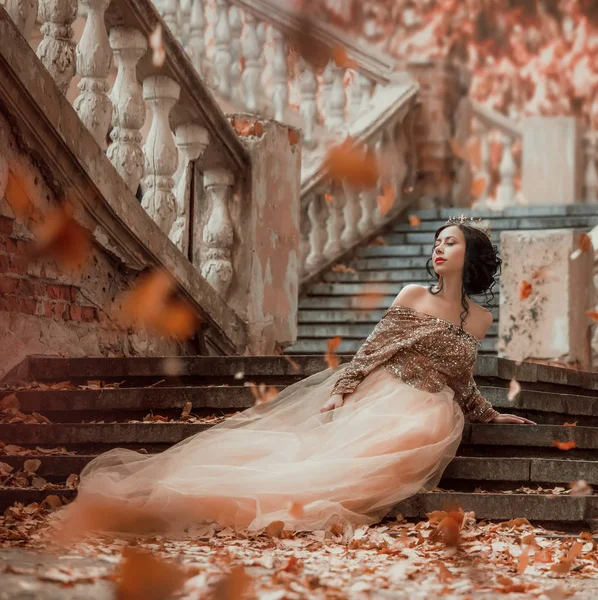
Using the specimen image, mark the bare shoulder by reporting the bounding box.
[391,284,427,309]
[467,302,494,340]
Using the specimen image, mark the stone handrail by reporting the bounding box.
[1,0,273,353]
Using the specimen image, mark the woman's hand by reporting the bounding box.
[320,393,345,413]
[490,413,536,424]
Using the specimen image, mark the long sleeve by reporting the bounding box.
[451,375,499,423]
[330,306,430,397]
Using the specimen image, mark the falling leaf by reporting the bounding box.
[4,171,31,218]
[248,383,279,405]
[408,214,421,227]
[570,233,592,260]
[586,309,598,321]
[149,24,166,68]
[377,185,396,216]
[569,480,593,496]
[331,263,356,273]
[470,174,487,199]
[324,193,334,203]
[153,299,199,340]
[208,565,253,600]
[119,269,173,328]
[116,546,190,600]
[30,203,92,271]
[323,138,379,189]
[552,440,576,451]
[519,280,532,300]
[332,44,357,69]
[507,379,521,401]
[288,501,305,519]
[287,14,332,70]
[283,355,301,372]
[325,336,342,369]
[288,128,300,146]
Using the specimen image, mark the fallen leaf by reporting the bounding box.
[265,520,285,538]
[331,263,356,273]
[517,547,530,574]
[208,565,253,600]
[325,336,342,369]
[377,185,396,216]
[23,459,41,473]
[519,280,532,300]
[563,421,577,426]
[180,401,192,419]
[569,479,592,496]
[552,440,576,451]
[0,393,20,411]
[507,379,521,401]
[149,24,166,68]
[116,546,190,600]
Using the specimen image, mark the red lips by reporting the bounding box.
[434,257,446,264]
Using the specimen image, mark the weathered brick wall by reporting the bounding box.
[0,114,190,381]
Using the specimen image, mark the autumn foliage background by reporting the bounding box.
[310,0,598,126]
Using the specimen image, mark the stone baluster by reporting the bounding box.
[187,0,205,76]
[36,0,78,94]
[584,132,598,204]
[74,0,112,151]
[0,0,37,38]
[298,200,310,278]
[107,26,147,193]
[327,64,346,128]
[213,0,232,98]
[496,133,516,207]
[228,4,242,103]
[141,76,180,237]
[241,14,263,113]
[323,189,344,261]
[271,28,288,122]
[372,134,386,225]
[201,168,235,298]
[359,73,375,112]
[162,0,178,36]
[470,119,490,206]
[349,72,362,118]
[178,0,192,45]
[340,182,361,249]
[320,61,334,122]
[299,58,317,148]
[305,193,327,273]
[358,188,377,236]
[170,123,210,255]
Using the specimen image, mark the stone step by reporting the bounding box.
[349,256,430,271]
[2,454,596,486]
[412,204,598,219]
[322,268,433,284]
[392,215,598,233]
[0,423,594,449]
[296,322,499,339]
[0,486,594,525]
[355,245,426,259]
[298,294,399,310]
[286,336,498,354]
[297,307,500,324]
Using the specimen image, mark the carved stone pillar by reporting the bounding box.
[107,26,147,193]
[228,4,242,103]
[0,0,37,38]
[162,0,178,36]
[74,0,113,150]
[349,72,362,118]
[340,182,361,249]
[187,0,205,76]
[201,168,235,298]
[357,189,376,236]
[305,193,326,273]
[141,75,180,237]
[323,190,344,261]
[241,14,263,113]
[496,133,516,208]
[271,28,288,122]
[299,58,317,148]
[327,64,346,128]
[36,0,77,94]
[298,199,310,278]
[359,73,374,112]
[320,60,333,123]
[170,123,210,255]
[213,0,232,98]
[178,0,192,45]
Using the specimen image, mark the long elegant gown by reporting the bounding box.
[53,305,500,537]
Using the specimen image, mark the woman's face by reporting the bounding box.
[432,225,466,275]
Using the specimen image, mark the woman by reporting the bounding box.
[53,216,534,539]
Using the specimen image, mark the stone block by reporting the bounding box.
[498,230,594,368]
[521,116,584,205]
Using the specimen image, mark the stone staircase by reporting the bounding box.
[2,354,598,529]
[288,204,598,356]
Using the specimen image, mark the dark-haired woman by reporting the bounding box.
[53,217,534,539]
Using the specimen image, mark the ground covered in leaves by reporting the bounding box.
[2,502,598,599]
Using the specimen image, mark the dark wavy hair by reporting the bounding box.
[425,224,502,329]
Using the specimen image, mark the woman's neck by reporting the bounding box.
[435,274,466,307]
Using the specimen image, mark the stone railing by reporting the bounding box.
[454,96,598,208]
[1,0,300,354]
[150,0,420,284]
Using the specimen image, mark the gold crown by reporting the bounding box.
[445,214,492,239]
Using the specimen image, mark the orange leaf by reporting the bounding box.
[586,310,598,322]
[519,280,532,300]
[325,336,342,369]
[332,44,357,69]
[470,175,487,199]
[377,185,396,216]
[288,128,300,146]
[552,440,576,451]
[265,520,285,538]
[31,203,92,271]
[579,233,593,253]
[564,421,577,426]
[288,501,305,519]
[283,354,301,372]
[4,172,31,218]
[209,565,253,600]
[154,299,200,340]
[408,214,421,227]
[331,263,356,273]
[287,15,332,70]
[517,548,530,574]
[119,269,174,329]
[116,546,189,600]
[324,139,379,189]
[324,193,334,203]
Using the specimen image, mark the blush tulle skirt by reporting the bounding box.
[53,364,464,537]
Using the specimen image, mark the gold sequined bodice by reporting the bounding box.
[331,305,499,423]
